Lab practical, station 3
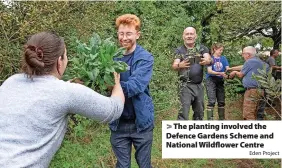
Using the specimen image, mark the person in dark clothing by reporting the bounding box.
[172,27,212,120]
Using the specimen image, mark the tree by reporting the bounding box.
[180,1,217,46]
[213,1,281,49]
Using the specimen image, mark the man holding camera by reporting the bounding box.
[172,27,212,120]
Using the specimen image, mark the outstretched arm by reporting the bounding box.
[229,71,244,79]
[271,65,282,71]
[228,65,243,71]
[207,66,226,77]
[68,82,124,123]
[229,63,247,79]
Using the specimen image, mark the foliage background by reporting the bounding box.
[0,1,281,167]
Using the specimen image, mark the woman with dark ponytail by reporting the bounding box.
[206,43,230,120]
[0,31,125,167]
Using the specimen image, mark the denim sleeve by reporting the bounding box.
[241,62,250,75]
[120,58,154,98]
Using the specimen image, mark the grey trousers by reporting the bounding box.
[177,82,204,120]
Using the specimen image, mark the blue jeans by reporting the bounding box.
[110,119,153,168]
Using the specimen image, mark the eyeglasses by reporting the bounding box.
[242,52,250,55]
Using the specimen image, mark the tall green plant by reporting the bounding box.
[225,77,245,99]
[63,33,127,94]
[252,65,281,118]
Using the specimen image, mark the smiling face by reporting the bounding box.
[214,47,224,56]
[183,27,197,47]
[117,24,140,53]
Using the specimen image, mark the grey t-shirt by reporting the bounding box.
[266,56,276,66]
[0,74,123,167]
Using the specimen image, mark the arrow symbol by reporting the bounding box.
[167,124,172,129]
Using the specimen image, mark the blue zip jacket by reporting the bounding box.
[109,44,154,132]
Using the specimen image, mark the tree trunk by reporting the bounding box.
[271,26,281,49]
[272,36,281,49]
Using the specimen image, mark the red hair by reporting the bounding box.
[116,14,141,31]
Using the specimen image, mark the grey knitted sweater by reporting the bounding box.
[0,74,123,167]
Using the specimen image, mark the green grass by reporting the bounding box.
[50,97,281,168]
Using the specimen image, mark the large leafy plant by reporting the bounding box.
[252,65,281,118]
[252,65,281,100]
[64,33,128,94]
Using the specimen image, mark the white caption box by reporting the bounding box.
[162,121,282,159]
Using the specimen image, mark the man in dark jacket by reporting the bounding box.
[109,14,154,168]
[172,27,211,120]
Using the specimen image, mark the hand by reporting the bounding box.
[199,58,210,65]
[106,84,114,91]
[217,72,226,77]
[229,71,237,79]
[226,67,233,72]
[68,77,84,85]
[223,73,229,79]
[107,72,120,91]
[178,60,190,68]
[113,72,120,85]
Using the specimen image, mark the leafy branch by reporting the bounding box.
[252,65,281,118]
[63,33,128,95]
